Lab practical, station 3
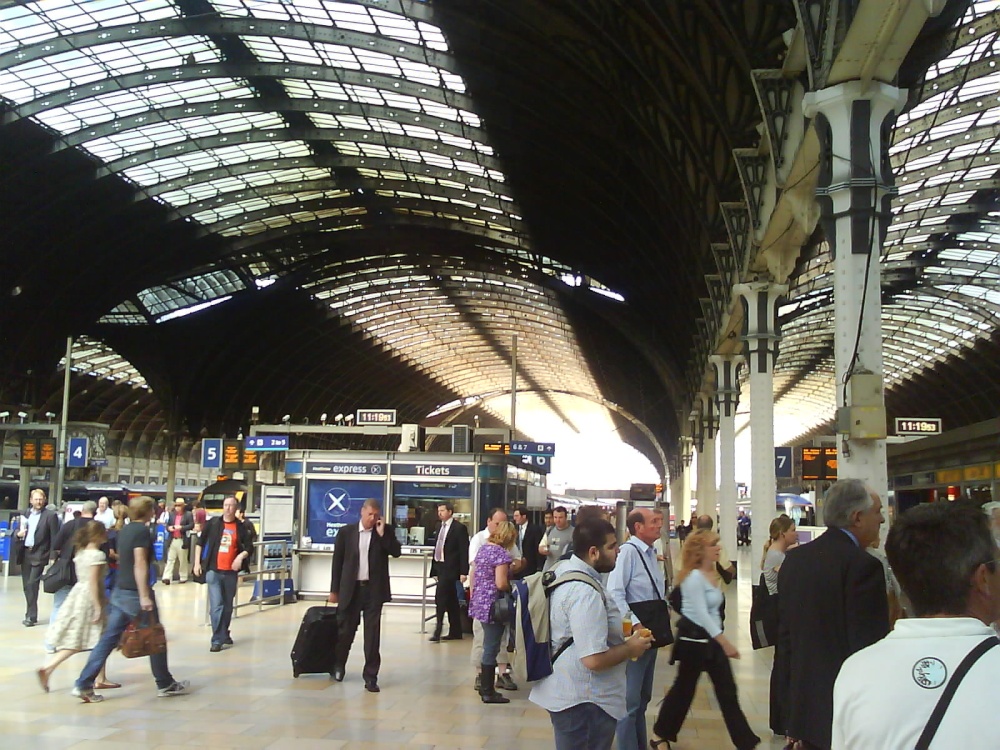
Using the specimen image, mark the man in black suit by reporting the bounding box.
[777,478,890,750]
[512,505,544,576]
[328,498,402,692]
[429,501,469,642]
[14,488,61,626]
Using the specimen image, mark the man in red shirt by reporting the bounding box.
[162,499,193,584]
[193,497,255,651]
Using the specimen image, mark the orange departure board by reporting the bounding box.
[20,438,38,466]
[38,437,57,467]
[222,440,242,470]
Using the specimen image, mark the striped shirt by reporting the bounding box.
[606,537,665,628]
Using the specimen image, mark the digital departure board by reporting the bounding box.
[801,447,837,481]
[222,439,242,470]
[38,437,57,467]
[20,437,38,467]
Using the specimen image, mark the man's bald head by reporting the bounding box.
[695,514,714,531]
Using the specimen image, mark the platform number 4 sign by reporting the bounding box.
[67,437,89,468]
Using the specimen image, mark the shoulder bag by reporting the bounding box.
[625,541,674,648]
[749,572,779,650]
[915,637,999,750]
[42,556,76,594]
[118,610,168,659]
[670,616,713,665]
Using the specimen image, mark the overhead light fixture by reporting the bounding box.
[344,414,354,425]
[0,411,9,421]
[45,411,55,423]
[281,414,291,425]
[320,412,328,425]
[17,411,27,423]
[334,413,344,425]
[251,405,260,424]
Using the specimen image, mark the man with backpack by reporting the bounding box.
[529,518,652,750]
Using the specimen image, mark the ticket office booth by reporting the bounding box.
[289,451,512,600]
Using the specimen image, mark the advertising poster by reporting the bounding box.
[307,479,384,546]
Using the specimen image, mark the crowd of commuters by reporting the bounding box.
[12,482,1000,749]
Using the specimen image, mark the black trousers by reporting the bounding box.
[654,641,759,750]
[434,575,462,635]
[22,559,44,621]
[335,582,382,681]
[770,640,790,734]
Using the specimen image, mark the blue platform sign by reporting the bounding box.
[67,437,89,468]
[508,441,556,457]
[244,435,289,451]
[774,447,793,478]
[201,438,223,469]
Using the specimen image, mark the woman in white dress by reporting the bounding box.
[37,521,115,692]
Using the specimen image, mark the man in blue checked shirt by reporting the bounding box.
[607,508,667,750]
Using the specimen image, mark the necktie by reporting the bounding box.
[435,522,447,562]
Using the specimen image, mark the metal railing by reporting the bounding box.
[202,539,293,623]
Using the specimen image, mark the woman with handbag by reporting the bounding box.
[37,521,117,692]
[761,515,795,739]
[651,530,759,750]
[467,520,517,705]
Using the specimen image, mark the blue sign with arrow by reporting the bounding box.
[244,435,289,451]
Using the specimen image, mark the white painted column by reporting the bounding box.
[712,354,742,565]
[694,399,716,519]
[804,82,903,521]
[679,438,693,524]
[736,281,786,579]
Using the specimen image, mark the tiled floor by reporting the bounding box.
[0,544,786,749]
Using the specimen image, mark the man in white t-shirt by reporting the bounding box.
[469,507,522,691]
[832,501,1000,749]
[94,496,115,529]
[541,507,573,572]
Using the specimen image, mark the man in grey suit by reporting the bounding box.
[328,498,402,692]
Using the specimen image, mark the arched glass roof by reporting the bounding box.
[759,0,1000,445]
[2,0,651,476]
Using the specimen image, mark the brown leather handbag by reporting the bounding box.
[118,611,167,658]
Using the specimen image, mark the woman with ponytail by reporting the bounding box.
[761,515,797,595]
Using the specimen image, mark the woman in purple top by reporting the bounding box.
[468,520,517,705]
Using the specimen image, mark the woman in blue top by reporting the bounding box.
[468,520,517,705]
[651,530,759,750]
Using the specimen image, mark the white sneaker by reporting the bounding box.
[71,686,104,703]
[157,680,190,697]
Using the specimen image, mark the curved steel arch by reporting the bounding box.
[5,62,477,124]
[55,97,491,154]
[0,17,460,75]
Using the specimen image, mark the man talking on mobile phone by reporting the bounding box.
[328,498,402,692]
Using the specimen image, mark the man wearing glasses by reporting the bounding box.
[832,500,1000,748]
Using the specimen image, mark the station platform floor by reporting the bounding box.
[0,543,787,750]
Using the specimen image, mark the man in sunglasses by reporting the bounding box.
[832,500,1000,748]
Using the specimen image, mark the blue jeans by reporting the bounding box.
[479,620,505,668]
[549,702,617,750]
[45,585,72,649]
[206,569,238,646]
[617,648,658,750]
[76,588,174,691]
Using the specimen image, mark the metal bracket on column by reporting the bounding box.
[721,202,753,278]
[710,355,744,419]
[700,393,719,440]
[706,276,728,323]
[751,70,796,174]
[735,282,789,375]
[690,410,705,454]
[711,243,738,290]
[733,147,769,227]
[699,301,719,347]
[792,0,842,90]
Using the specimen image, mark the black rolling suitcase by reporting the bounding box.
[291,605,339,677]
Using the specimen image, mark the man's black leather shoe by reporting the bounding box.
[443,633,463,640]
[429,627,442,642]
[364,679,380,693]
[333,665,345,682]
